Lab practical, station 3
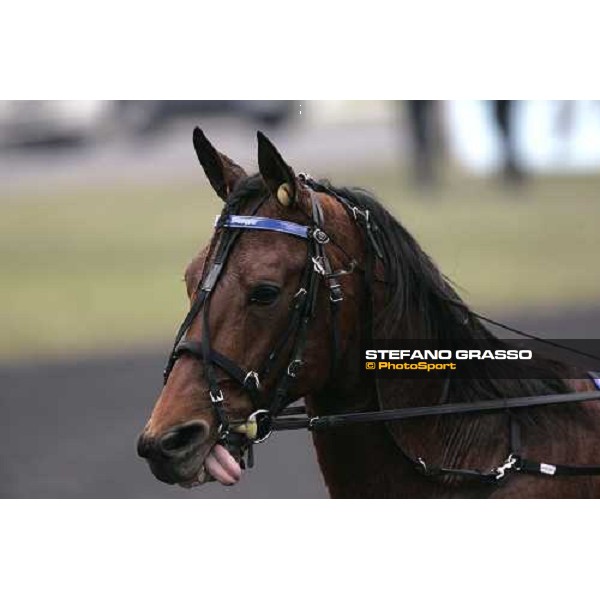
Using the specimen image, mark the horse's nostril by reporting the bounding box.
[158,420,209,457]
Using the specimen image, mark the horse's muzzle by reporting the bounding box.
[136,420,211,485]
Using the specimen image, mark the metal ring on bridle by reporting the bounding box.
[231,409,273,443]
[312,228,330,244]
[249,409,273,443]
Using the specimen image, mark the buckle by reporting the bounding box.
[308,416,320,431]
[243,371,261,390]
[351,206,366,221]
[494,454,518,480]
[287,359,303,377]
[329,283,343,303]
[216,420,230,439]
[210,390,224,404]
[292,287,308,310]
[312,256,326,275]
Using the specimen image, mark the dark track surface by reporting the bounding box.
[1,307,599,498]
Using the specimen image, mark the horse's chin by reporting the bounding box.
[176,443,243,488]
[178,465,211,488]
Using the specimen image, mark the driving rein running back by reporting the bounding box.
[163,174,600,486]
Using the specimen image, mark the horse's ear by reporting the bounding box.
[257,131,296,207]
[193,127,246,201]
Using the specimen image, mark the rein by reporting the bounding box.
[162,174,600,485]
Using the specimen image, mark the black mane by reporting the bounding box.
[321,181,468,338]
[320,181,573,408]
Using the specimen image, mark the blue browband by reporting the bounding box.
[216,215,310,240]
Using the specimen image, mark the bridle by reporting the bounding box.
[163,174,600,484]
[163,174,356,466]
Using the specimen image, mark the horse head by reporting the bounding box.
[137,129,365,488]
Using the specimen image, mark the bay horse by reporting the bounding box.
[137,129,600,498]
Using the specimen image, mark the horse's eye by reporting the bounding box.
[249,284,280,306]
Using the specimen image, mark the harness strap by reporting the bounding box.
[273,389,600,431]
[202,303,229,431]
[163,289,208,383]
[514,457,600,477]
[310,193,344,376]
[199,228,247,434]
[258,268,311,380]
[174,341,253,389]
[271,315,311,415]
[412,461,500,483]
[270,213,324,415]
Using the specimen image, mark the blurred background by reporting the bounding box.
[1,100,599,498]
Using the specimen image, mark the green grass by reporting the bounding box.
[1,169,599,361]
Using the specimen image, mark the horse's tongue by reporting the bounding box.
[204,444,242,485]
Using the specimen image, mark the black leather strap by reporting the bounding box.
[174,341,249,387]
[273,389,600,431]
[515,457,600,477]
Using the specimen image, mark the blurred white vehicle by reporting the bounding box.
[0,101,112,146]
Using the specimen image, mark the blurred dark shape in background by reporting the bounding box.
[402,100,534,189]
[491,100,526,184]
[404,100,439,188]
